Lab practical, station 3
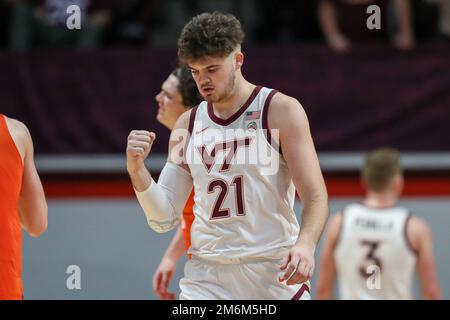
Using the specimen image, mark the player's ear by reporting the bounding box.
[361,177,369,193]
[235,51,244,70]
[394,174,404,195]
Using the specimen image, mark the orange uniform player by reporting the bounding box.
[0,114,47,300]
[180,190,195,254]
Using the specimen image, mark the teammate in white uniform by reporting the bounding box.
[316,148,442,300]
[126,12,329,299]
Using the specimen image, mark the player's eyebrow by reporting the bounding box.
[161,87,172,98]
[188,64,220,72]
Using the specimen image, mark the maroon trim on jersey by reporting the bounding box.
[207,85,262,126]
[404,213,419,256]
[291,283,310,300]
[261,89,282,155]
[184,105,199,164]
[188,105,199,136]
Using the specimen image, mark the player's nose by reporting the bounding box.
[155,91,163,104]
[199,75,212,86]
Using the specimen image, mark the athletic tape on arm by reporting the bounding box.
[134,162,193,233]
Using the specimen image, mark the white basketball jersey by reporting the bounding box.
[334,203,417,300]
[185,86,299,263]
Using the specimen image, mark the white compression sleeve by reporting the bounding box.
[134,162,193,233]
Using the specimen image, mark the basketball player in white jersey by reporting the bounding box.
[126,12,329,299]
[316,148,442,300]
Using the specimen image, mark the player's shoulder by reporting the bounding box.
[267,91,307,128]
[407,214,432,235]
[333,203,363,224]
[324,211,344,247]
[173,106,199,132]
[5,116,28,132]
[4,116,30,142]
[329,211,344,229]
[270,91,304,112]
[406,213,433,252]
[3,116,31,160]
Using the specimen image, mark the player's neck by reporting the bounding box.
[212,77,255,118]
[363,191,398,209]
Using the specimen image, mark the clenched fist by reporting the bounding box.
[126,130,156,174]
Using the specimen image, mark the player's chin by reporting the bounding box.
[203,96,213,103]
[156,114,167,126]
[203,93,218,103]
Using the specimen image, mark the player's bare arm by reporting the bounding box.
[6,118,48,237]
[407,216,442,299]
[127,110,193,233]
[393,0,415,50]
[316,212,342,299]
[153,226,185,300]
[318,0,350,53]
[268,93,329,285]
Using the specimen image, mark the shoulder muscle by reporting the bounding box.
[4,117,31,161]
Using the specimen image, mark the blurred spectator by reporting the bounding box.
[108,0,161,46]
[145,0,242,48]
[143,0,194,47]
[188,0,259,43]
[253,0,322,43]
[409,0,438,41]
[3,0,443,49]
[0,1,12,48]
[8,0,112,50]
[427,0,450,39]
[318,0,415,53]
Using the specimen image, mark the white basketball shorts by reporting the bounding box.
[179,256,311,300]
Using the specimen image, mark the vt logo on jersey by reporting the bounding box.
[196,137,254,174]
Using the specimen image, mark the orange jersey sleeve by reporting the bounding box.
[0,115,24,300]
[180,190,195,257]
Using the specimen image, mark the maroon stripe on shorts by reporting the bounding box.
[291,283,310,300]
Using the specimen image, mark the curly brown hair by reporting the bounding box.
[172,66,203,108]
[178,12,245,64]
